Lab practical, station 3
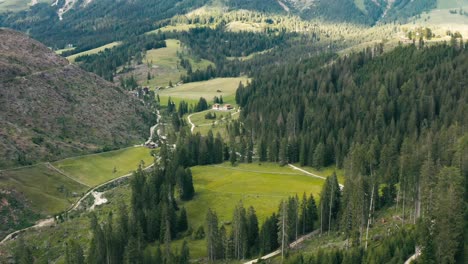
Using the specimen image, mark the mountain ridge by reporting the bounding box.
[0,28,154,168]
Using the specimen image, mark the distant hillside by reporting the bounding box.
[0,28,154,168]
[0,0,456,52]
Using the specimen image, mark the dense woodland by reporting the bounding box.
[235,43,467,263]
[2,0,467,262]
[0,0,431,51]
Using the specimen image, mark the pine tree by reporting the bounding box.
[232,202,247,259]
[433,167,465,263]
[65,240,85,264]
[246,206,259,257]
[179,240,190,264]
[313,143,325,169]
[277,200,289,261]
[178,207,188,233]
[206,208,220,262]
[124,236,141,264]
[279,138,288,166]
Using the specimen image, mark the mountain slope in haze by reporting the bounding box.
[0,0,455,52]
[0,28,154,168]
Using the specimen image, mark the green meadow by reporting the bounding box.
[67,41,121,62]
[52,147,153,186]
[144,39,214,87]
[157,77,249,104]
[0,164,88,215]
[179,162,326,258]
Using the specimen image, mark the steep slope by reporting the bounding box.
[0,28,153,168]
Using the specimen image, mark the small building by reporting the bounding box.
[212,103,221,110]
[223,104,233,110]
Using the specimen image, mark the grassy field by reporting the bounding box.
[67,41,121,62]
[52,147,153,186]
[0,164,88,215]
[179,162,327,258]
[157,77,249,105]
[55,47,75,55]
[0,161,330,262]
[142,39,214,87]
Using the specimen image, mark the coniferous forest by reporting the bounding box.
[1,1,467,263]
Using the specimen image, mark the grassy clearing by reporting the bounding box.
[0,164,88,215]
[55,47,75,55]
[142,39,215,87]
[52,147,153,186]
[0,161,329,261]
[146,24,210,33]
[226,48,273,61]
[157,77,249,104]
[226,21,264,32]
[189,109,239,137]
[67,41,121,62]
[179,162,327,258]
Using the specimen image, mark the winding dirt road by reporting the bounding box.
[0,111,162,245]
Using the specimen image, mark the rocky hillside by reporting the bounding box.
[0,28,154,168]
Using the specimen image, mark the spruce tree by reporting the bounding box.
[178,207,188,233]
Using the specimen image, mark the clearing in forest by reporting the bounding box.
[52,147,153,186]
[157,76,249,106]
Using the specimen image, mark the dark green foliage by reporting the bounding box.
[195,97,209,112]
[238,44,467,174]
[381,0,437,23]
[178,207,189,233]
[65,240,85,264]
[0,0,209,49]
[75,35,166,81]
[259,213,279,254]
[14,238,34,264]
[290,228,415,263]
[298,193,318,235]
[206,208,222,261]
[179,240,190,264]
[319,174,340,233]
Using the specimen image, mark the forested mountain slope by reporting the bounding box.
[0,28,154,168]
[0,0,452,52]
[236,42,467,263]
